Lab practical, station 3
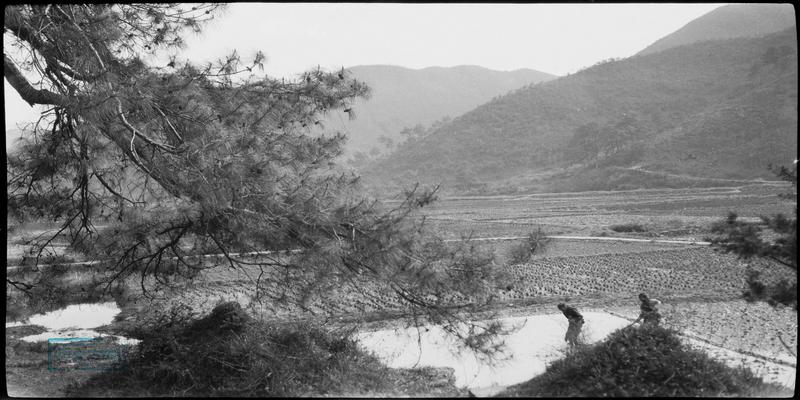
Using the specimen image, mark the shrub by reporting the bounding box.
[500,325,791,397]
[67,302,457,397]
[508,228,550,264]
[610,223,648,233]
[14,340,49,354]
[508,242,532,265]
[767,279,797,309]
[743,270,767,300]
[742,270,797,309]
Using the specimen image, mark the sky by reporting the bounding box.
[5,3,724,136]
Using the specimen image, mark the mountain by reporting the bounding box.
[324,65,556,154]
[5,127,25,152]
[637,3,795,56]
[366,26,797,194]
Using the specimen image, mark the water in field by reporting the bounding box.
[356,312,630,395]
[357,312,796,395]
[8,302,141,345]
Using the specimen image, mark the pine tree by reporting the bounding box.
[710,164,796,270]
[709,164,797,306]
[5,4,506,354]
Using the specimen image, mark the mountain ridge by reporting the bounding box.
[364,26,797,195]
[637,3,795,56]
[324,64,556,154]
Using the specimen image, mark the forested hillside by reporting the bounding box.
[365,27,797,194]
[637,3,795,56]
[324,65,555,154]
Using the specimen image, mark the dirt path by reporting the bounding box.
[443,235,710,245]
[7,235,708,270]
[614,166,784,184]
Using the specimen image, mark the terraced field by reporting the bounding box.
[489,239,698,263]
[497,247,793,301]
[110,243,795,333]
[419,184,794,239]
[8,183,792,266]
[7,184,796,396]
[604,300,798,367]
[9,184,796,340]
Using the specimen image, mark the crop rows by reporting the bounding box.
[490,239,692,261]
[662,300,798,361]
[497,247,795,301]
[120,245,795,326]
[426,219,571,239]
[124,272,411,324]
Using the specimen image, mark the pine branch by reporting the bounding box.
[4,54,70,107]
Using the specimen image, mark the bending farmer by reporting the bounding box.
[557,303,584,346]
[632,293,662,327]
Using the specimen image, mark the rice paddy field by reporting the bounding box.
[417,183,794,239]
[89,185,795,346]
[103,243,794,329]
[6,183,797,395]
[8,184,796,323]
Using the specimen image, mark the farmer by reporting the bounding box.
[632,293,662,327]
[557,303,584,346]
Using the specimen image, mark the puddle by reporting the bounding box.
[7,302,140,346]
[21,330,141,345]
[357,312,630,394]
[13,302,121,329]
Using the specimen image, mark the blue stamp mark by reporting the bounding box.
[47,337,131,371]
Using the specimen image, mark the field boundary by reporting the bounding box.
[442,235,711,246]
[7,235,709,271]
[6,249,303,271]
[382,182,789,202]
[615,166,787,184]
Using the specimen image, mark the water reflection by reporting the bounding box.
[357,311,796,394]
[357,312,630,393]
[7,302,140,345]
[21,329,141,345]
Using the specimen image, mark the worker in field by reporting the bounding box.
[632,292,662,327]
[557,303,584,346]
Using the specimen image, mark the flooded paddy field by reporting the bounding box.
[7,296,795,396]
[357,306,796,396]
[357,312,632,394]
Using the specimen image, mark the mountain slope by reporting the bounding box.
[5,127,25,152]
[366,27,797,194]
[637,3,795,56]
[325,65,556,154]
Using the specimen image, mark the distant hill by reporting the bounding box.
[365,27,797,194]
[5,128,25,152]
[325,65,556,154]
[637,3,795,56]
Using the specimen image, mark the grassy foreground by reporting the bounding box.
[499,325,793,397]
[66,302,465,397]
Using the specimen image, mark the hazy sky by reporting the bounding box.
[5,3,724,134]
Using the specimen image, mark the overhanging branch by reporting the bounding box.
[4,53,70,107]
